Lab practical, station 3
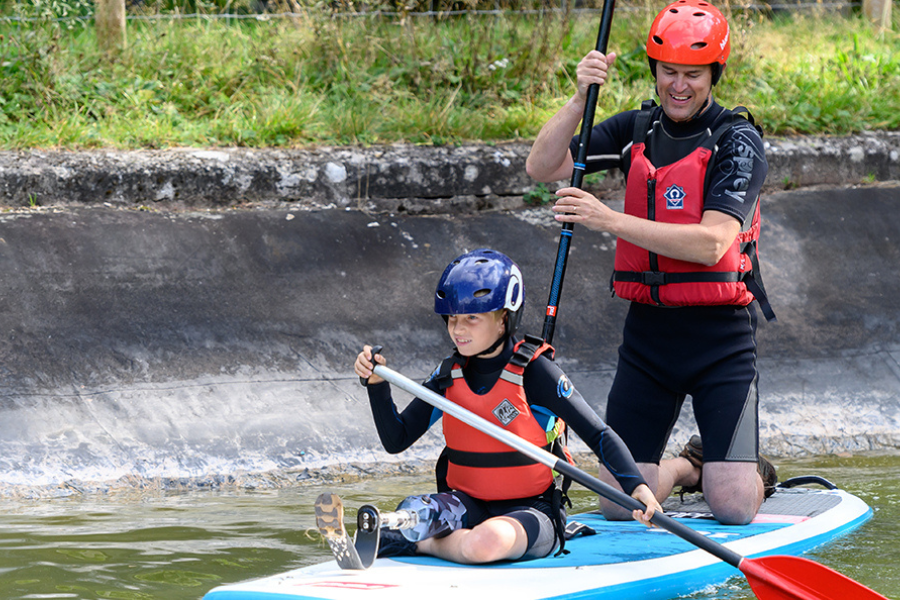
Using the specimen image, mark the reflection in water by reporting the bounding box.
[0,455,896,600]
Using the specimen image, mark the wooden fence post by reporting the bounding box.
[862,0,892,29]
[95,0,127,54]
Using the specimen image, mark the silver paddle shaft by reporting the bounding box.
[372,365,554,470]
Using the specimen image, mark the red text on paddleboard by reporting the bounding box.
[294,581,399,590]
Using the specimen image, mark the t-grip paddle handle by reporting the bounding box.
[358,345,384,387]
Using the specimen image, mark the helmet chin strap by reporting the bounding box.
[688,93,712,121]
[475,333,509,358]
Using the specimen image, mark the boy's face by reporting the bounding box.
[447,312,506,358]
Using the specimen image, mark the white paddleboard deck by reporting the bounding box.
[203,485,872,600]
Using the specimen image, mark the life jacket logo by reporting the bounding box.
[492,399,520,426]
[664,184,686,209]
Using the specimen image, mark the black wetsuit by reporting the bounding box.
[569,100,769,465]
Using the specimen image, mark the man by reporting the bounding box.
[526,0,776,525]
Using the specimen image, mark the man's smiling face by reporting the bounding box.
[656,61,714,122]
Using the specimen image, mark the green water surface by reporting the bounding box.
[0,454,896,600]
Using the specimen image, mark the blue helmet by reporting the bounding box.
[434,249,525,336]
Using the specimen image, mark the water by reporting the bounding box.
[0,455,896,600]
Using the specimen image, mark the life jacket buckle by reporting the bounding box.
[641,271,667,286]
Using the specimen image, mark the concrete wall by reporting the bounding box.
[1,178,899,490]
[3,133,899,211]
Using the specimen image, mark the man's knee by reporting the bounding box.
[707,499,757,525]
[599,498,635,521]
[702,462,762,525]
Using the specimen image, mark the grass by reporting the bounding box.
[0,6,898,149]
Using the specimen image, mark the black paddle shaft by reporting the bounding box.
[542,0,617,345]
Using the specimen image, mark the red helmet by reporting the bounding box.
[647,0,730,67]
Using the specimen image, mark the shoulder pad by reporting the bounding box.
[633,100,660,145]
[432,353,459,390]
[728,105,764,137]
[510,334,555,368]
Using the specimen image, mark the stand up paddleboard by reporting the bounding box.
[202,477,874,600]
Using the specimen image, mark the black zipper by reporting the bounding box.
[647,176,661,304]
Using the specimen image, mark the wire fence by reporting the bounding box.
[0,0,862,24]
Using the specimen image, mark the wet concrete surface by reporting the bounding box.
[1,182,898,489]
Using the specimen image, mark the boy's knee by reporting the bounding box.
[458,528,507,563]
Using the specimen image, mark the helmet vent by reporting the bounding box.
[433,249,524,333]
[652,35,663,45]
[691,42,708,50]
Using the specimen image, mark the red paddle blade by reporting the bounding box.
[740,555,888,600]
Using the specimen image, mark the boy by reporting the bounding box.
[353,249,661,564]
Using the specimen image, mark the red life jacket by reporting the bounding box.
[611,105,775,321]
[440,338,557,501]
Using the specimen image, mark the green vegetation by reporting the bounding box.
[0,6,898,149]
[523,182,555,205]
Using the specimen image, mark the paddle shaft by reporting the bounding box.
[542,0,616,345]
[372,363,744,569]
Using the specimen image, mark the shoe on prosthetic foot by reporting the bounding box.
[675,436,779,500]
[315,492,370,570]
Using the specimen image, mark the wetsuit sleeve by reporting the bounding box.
[568,110,639,177]
[523,356,647,496]
[703,120,768,225]
[366,379,441,454]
